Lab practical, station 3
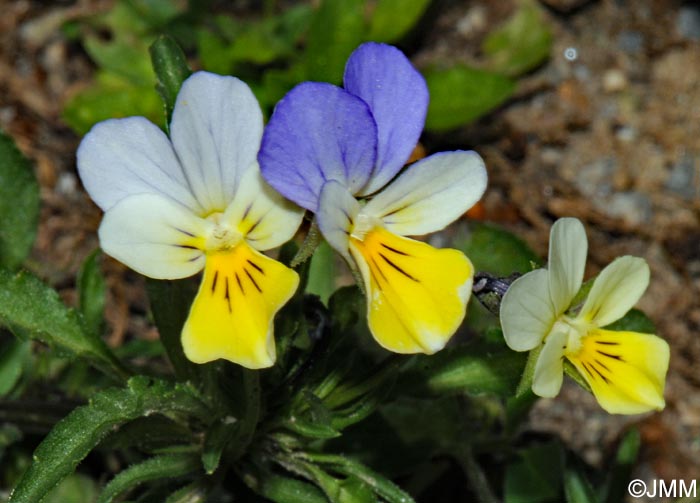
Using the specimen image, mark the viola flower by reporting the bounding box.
[259,43,487,354]
[500,218,670,414]
[77,71,303,369]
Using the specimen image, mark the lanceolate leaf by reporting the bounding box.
[0,131,40,270]
[77,250,106,338]
[9,377,209,503]
[424,65,515,131]
[149,35,192,128]
[0,269,128,381]
[97,453,201,503]
[400,342,527,398]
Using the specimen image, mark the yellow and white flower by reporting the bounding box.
[500,217,669,414]
[77,71,303,369]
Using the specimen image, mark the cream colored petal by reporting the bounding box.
[223,164,304,251]
[577,256,649,327]
[99,194,211,279]
[361,151,487,236]
[316,180,361,264]
[532,329,567,398]
[500,269,555,351]
[548,218,587,316]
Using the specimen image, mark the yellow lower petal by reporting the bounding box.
[567,328,669,414]
[349,227,473,354]
[181,242,299,368]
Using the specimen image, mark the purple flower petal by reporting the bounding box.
[344,42,428,196]
[259,82,378,211]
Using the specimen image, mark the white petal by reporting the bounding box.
[500,269,555,351]
[361,151,487,236]
[77,117,201,212]
[170,72,264,213]
[577,256,650,327]
[223,164,304,251]
[532,329,567,398]
[316,181,361,264]
[99,193,212,279]
[548,218,587,315]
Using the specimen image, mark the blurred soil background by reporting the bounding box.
[1,0,699,500]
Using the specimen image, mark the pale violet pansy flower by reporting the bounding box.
[259,42,487,355]
[77,71,304,369]
[500,217,670,414]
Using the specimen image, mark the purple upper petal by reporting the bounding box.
[344,42,428,196]
[259,82,378,211]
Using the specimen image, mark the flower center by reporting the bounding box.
[205,212,242,252]
[550,315,589,356]
[350,213,382,242]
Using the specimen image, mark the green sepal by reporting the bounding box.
[96,453,200,503]
[515,344,541,398]
[149,35,192,129]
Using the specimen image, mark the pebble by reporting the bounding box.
[605,191,653,225]
[575,158,615,198]
[617,31,644,53]
[602,69,628,93]
[666,154,697,200]
[677,5,700,40]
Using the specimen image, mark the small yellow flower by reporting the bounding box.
[77,72,304,368]
[500,218,669,414]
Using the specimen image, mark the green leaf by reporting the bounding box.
[9,376,209,503]
[400,341,527,398]
[305,0,366,84]
[201,418,237,474]
[424,65,515,131]
[62,71,164,135]
[149,35,192,128]
[77,249,106,337]
[245,468,329,503]
[601,429,640,503]
[127,0,187,28]
[97,453,200,503]
[0,131,40,270]
[0,268,128,381]
[306,240,337,304]
[504,440,564,503]
[43,473,99,503]
[83,34,154,86]
[456,223,541,275]
[603,308,656,334]
[146,278,199,381]
[564,460,599,503]
[482,0,552,76]
[368,0,431,42]
[302,453,416,503]
[0,338,30,397]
